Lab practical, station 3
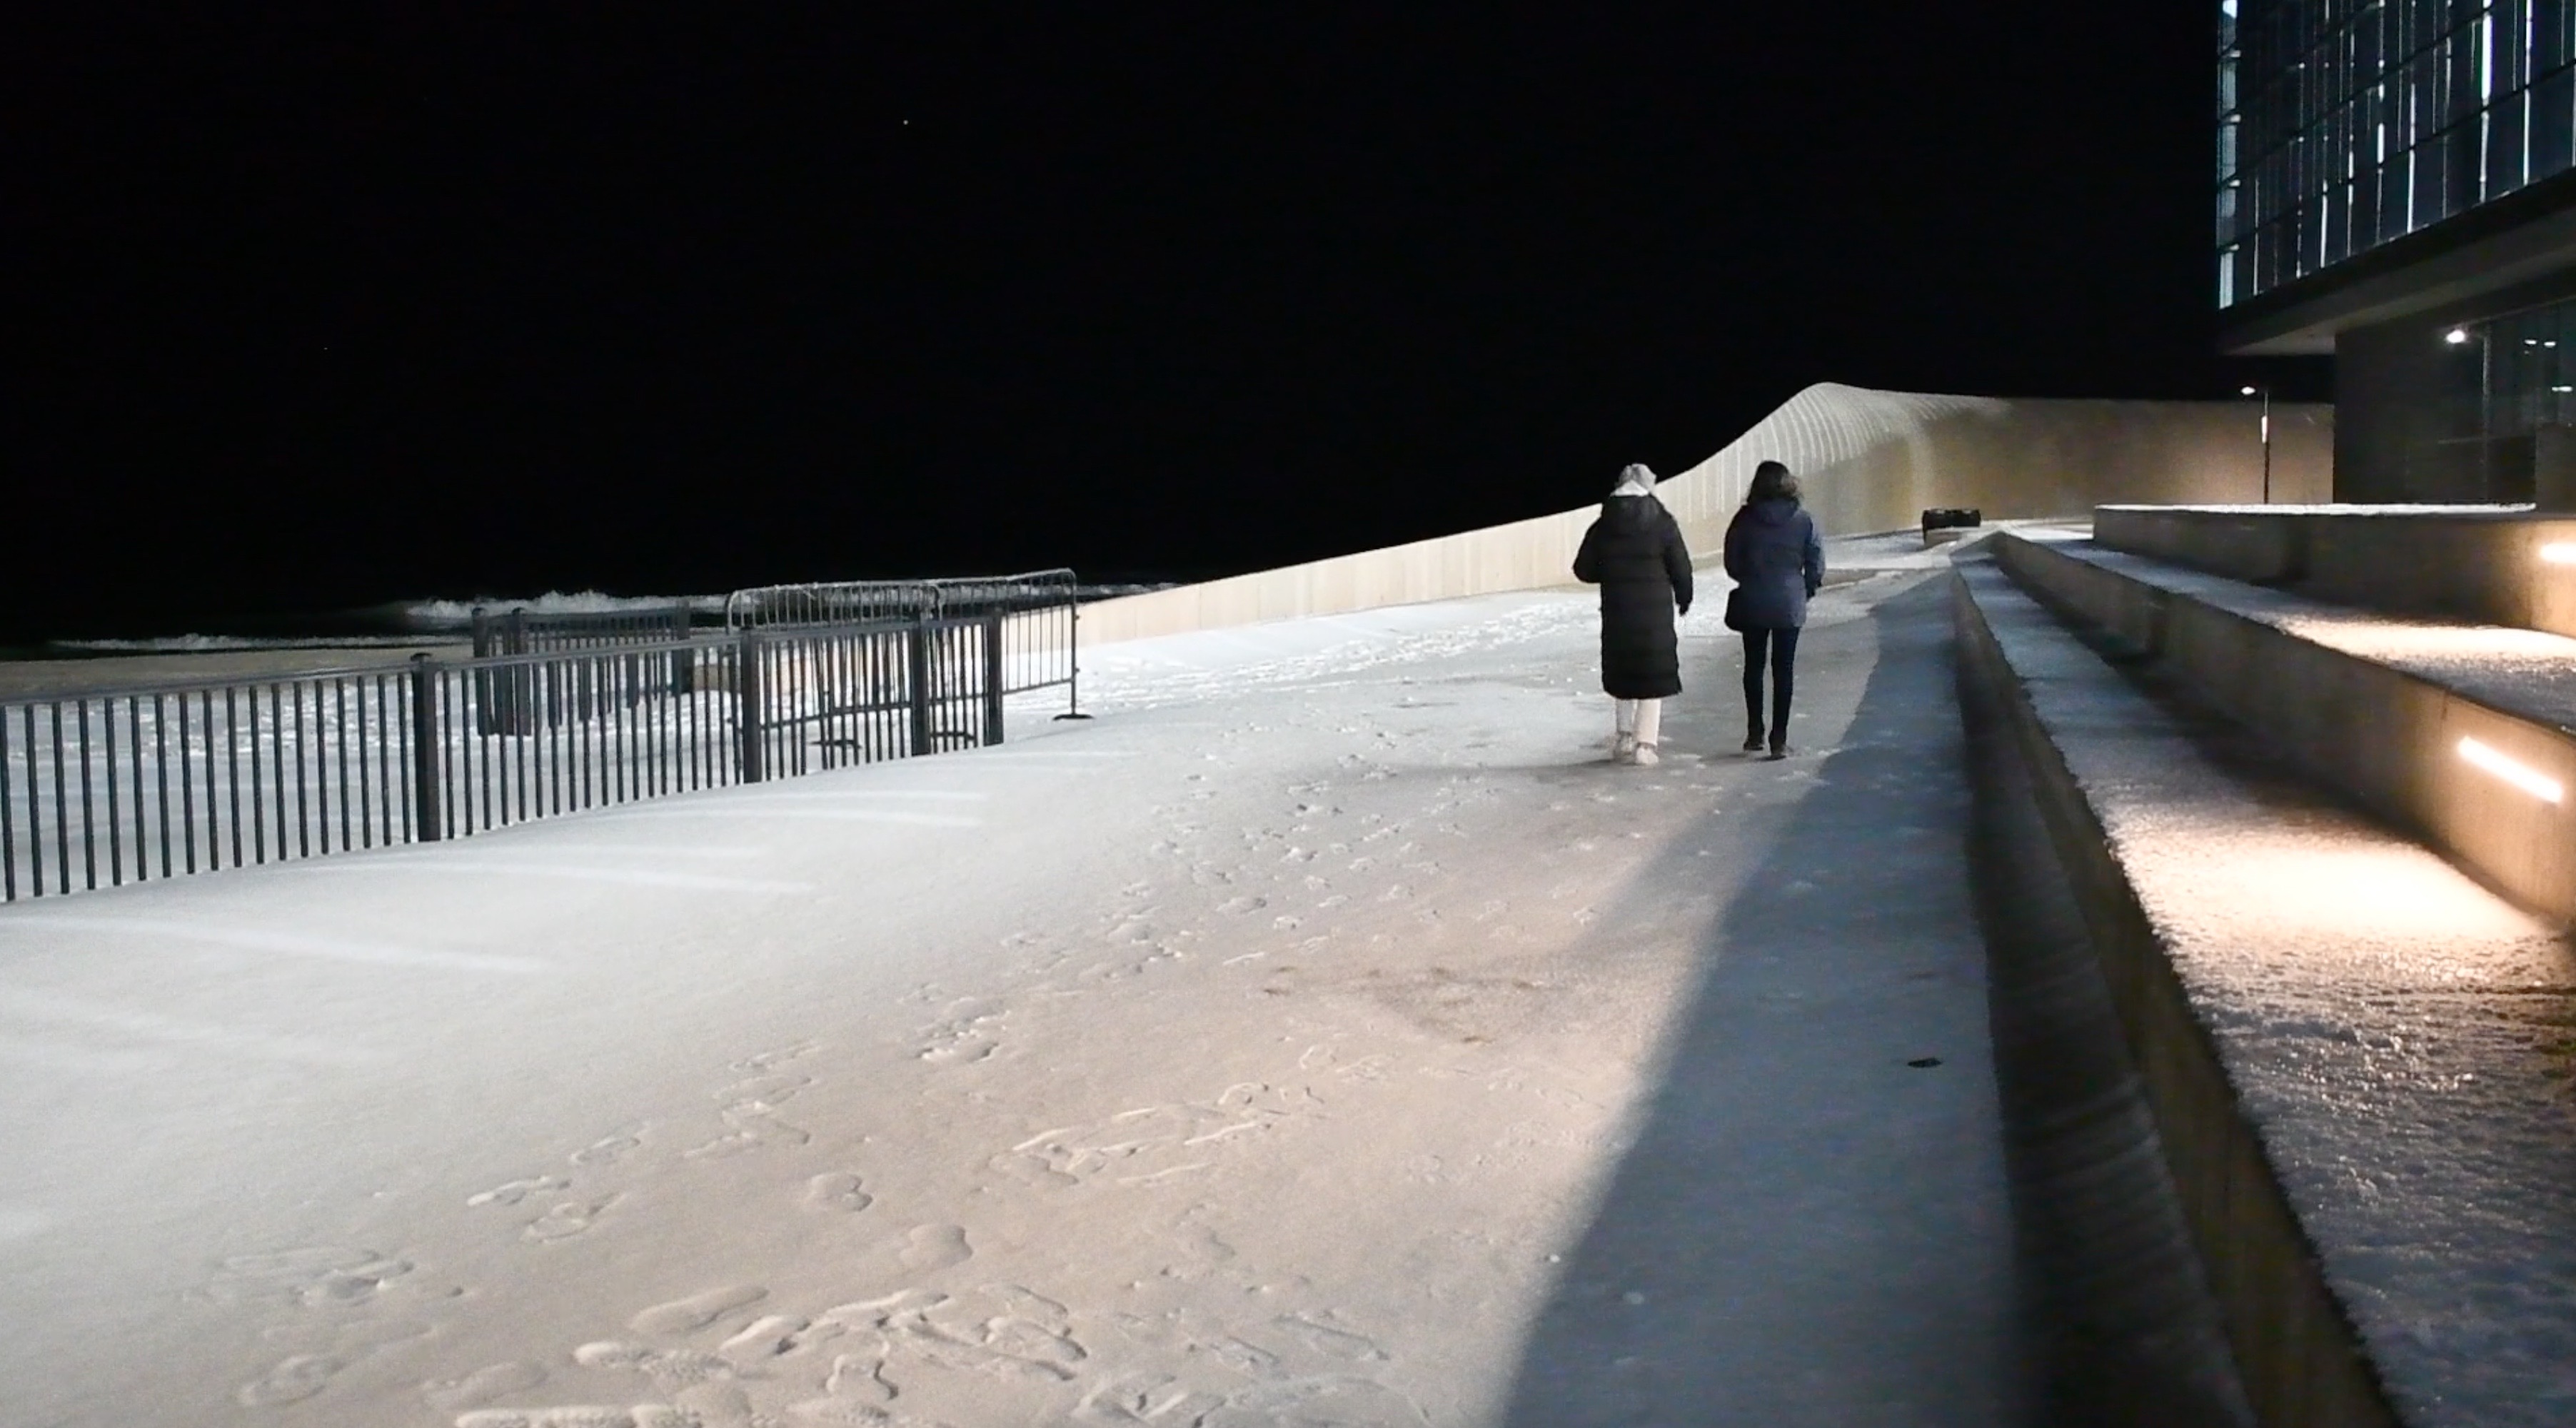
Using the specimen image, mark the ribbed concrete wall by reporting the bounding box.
[1077,381,2333,646]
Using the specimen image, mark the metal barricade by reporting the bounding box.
[725,570,1082,725]
[471,605,698,735]
[0,573,1085,902]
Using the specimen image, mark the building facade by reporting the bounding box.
[2219,0,2576,501]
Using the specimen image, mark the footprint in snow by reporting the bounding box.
[203,1245,414,1308]
[240,1319,432,1407]
[728,1041,820,1074]
[525,1193,620,1242]
[896,1223,973,1273]
[421,1360,548,1412]
[463,1410,698,1428]
[803,1172,875,1214]
[571,1338,740,1396]
[238,1354,344,1407]
[468,1177,568,1209]
[570,1127,645,1167]
[629,1284,768,1337]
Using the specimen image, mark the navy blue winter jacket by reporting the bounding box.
[1721,497,1823,629]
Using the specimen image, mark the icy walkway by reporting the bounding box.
[0,565,2018,1428]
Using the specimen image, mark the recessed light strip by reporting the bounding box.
[2457,736,2565,803]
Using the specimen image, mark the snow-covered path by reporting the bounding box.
[0,565,2018,1428]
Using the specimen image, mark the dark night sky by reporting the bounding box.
[9,6,2323,643]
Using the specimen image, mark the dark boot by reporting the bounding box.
[1742,721,1765,754]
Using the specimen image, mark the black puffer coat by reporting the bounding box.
[1572,495,1694,699]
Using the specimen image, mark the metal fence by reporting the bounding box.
[470,604,701,736]
[724,581,937,629]
[725,569,1082,718]
[471,603,696,656]
[1,576,1082,902]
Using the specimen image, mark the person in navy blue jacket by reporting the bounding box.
[1722,460,1823,759]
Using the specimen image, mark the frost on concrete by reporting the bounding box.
[0,568,2019,1427]
[1966,558,2576,1428]
[2043,534,2576,726]
[2095,503,2538,518]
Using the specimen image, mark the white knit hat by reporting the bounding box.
[1612,462,1657,495]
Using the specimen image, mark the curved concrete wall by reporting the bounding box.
[1078,381,2333,646]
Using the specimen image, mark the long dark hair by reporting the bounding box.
[1747,460,1799,504]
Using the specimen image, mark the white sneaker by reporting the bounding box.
[1612,734,1637,765]
[1631,742,1659,767]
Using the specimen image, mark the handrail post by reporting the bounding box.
[408,653,442,841]
[908,613,934,756]
[982,611,1005,747]
[736,633,765,784]
[1054,591,1092,720]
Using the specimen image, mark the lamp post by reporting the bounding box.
[2447,326,2492,501]
[2240,383,2271,503]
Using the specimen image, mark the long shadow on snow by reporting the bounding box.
[1497,575,2028,1427]
[1494,571,2255,1427]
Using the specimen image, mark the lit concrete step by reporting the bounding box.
[1952,554,2576,1428]
[2095,504,2576,641]
[1993,527,2576,927]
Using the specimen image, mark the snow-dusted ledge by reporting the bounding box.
[1078,382,2331,646]
[1957,553,2576,1428]
[2096,503,2576,643]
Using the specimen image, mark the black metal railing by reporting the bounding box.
[471,603,698,656]
[1,575,1082,902]
[725,569,1082,718]
[470,604,701,736]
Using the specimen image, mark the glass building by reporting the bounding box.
[2220,1,2576,501]
[2219,1,2576,309]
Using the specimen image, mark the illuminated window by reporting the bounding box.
[2223,1,2576,305]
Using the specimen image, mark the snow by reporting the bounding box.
[1959,555,2576,1427]
[2095,503,2541,518]
[2041,535,2576,746]
[0,566,2019,1427]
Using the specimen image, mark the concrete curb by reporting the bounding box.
[2095,506,2576,642]
[1951,558,2400,1427]
[1991,530,2576,926]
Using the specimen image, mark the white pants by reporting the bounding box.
[1614,698,1663,746]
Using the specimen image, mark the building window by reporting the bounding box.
[2221,0,2576,306]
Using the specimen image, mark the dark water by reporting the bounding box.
[2,582,1178,663]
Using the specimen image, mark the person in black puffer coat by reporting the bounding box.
[1572,463,1693,766]
[1722,459,1823,760]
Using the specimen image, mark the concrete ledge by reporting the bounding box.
[1993,530,2576,926]
[2093,506,2576,641]
[1952,556,2576,1427]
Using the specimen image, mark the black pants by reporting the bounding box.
[1741,626,1801,740]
